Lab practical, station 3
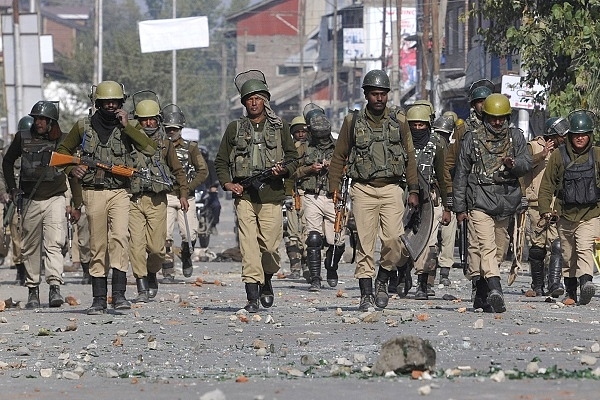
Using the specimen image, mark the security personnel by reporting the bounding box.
[160,104,208,285]
[214,71,298,312]
[58,80,158,315]
[129,99,189,302]
[2,101,68,309]
[328,69,419,311]
[433,114,456,286]
[284,116,308,281]
[523,117,568,297]
[454,93,532,313]
[6,116,32,286]
[293,104,345,291]
[441,83,492,310]
[538,110,600,306]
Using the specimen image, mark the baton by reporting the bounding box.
[183,210,194,250]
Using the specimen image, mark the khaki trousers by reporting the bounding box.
[303,193,344,246]
[71,206,91,264]
[166,193,198,243]
[83,188,130,277]
[10,210,23,264]
[414,204,443,274]
[286,198,304,246]
[236,199,282,284]
[438,211,457,269]
[467,209,510,279]
[350,183,409,278]
[21,195,66,286]
[558,217,598,278]
[129,192,168,278]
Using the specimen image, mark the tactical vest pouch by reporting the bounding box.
[560,146,599,205]
[20,135,60,182]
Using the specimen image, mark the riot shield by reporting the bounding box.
[400,171,434,262]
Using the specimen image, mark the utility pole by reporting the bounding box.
[332,0,338,129]
[172,0,177,104]
[381,0,387,69]
[298,0,305,113]
[93,0,103,84]
[431,0,440,112]
[220,41,227,134]
[393,0,403,105]
[420,0,430,101]
[13,0,23,120]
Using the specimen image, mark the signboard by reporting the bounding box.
[501,75,546,110]
[138,16,209,53]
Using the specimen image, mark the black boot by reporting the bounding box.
[244,283,260,313]
[286,243,303,279]
[414,274,429,300]
[260,274,274,308]
[25,286,40,309]
[306,231,322,292]
[181,242,193,277]
[563,277,578,304]
[546,239,564,298]
[427,272,436,297]
[396,264,413,298]
[87,276,108,315]
[472,276,494,313]
[486,276,506,313]
[147,272,158,299]
[16,263,26,286]
[358,278,375,311]
[528,246,546,296]
[80,262,92,285]
[374,267,390,308]
[325,245,344,287]
[49,284,64,308]
[579,274,596,305]
[439,267,451,286]
[388,269,398,294]
[111,269,131,310]
[134,277,149,303]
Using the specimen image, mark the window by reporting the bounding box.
[247,43,255,53]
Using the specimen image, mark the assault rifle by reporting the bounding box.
[333,173,349,252]
[49,152,171,187]
[238,158,298,191]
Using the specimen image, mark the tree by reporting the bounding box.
[477,0,600,116]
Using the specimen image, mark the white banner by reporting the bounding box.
[501,75,547,110]
[138,16,209,53]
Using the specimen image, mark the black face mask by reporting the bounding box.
[411,127,430,149]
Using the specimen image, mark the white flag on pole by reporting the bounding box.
[138,16,209,53]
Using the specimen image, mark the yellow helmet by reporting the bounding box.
[95,81,125,100]
[290,116,308,136]
[135,99,161,119]
[407,105,431,123]
[482,93,511,117]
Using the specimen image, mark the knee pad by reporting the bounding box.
[306,231,323,248]
[528,245,546,262]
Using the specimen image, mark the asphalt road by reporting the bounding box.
[1,199,599,399]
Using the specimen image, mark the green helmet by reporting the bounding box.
[433,115,455,134]
[95,80,125,100]
[413,100,435,117]
[568,110,595,134]
[469,86,493,103]
[17,115,34,131]
[135,99,161,119]
[361,69,391,91]
[407,105,431,123]
[240,79,270,101]
[161,104,186,128]
[290,116,308,136]
[29,101,59,121]
[443,110,458,122]
[482,93,511,117]
[545,117,569,137]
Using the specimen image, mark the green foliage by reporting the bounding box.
[476,0,600,116]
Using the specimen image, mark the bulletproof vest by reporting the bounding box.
[470,125,518,185]
[230,117,283,179]
[80,117,131,189]
[175,139,196,183]
[298,141,335,192]
[559,145,600,205]
[130,126,174,194]
[415,132,442,183]
[19,130,63,183]
[347,109,407,181]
